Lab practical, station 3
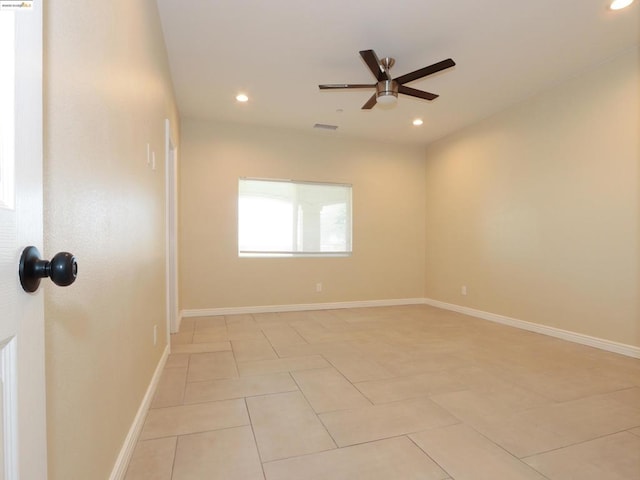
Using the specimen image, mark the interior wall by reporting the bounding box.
[179,120,426,310]
[424,47,639,347]
[44,1,179,478]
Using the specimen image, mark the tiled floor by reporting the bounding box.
[124,305,640,479]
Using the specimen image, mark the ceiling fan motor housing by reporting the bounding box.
[376,79,398,102]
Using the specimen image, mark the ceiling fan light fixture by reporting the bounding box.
[377,92,398,107]
[235,93,249,102]
[610,0,634,9]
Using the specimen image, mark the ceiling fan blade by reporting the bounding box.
[394,58,456,85]
[362,93,377,109]
[319,84,376,90]
[359,50,391,82]
[398,85,439,101]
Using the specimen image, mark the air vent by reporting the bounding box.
[313,123,338,131]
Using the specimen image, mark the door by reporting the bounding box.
[0,2,47,479]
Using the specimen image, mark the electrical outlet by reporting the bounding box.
[153,324,158,346]
[461,285,468,296]
[316,282,322,292]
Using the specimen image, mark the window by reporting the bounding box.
[238,178,352,257]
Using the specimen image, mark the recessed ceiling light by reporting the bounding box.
[236,93,249,102]
[412,119,424,126]
[610,0,634,10]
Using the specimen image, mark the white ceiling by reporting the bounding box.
[156,0,639,146]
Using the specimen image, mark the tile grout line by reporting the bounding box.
[322,357,376,407]
[142,422,254,443]
[169,436,178,480]
[405,434,454,480]
[451,422,554,480]
[244,397,268,480]
[287,371,340,450]
[519,428,640,460]
[179,352,191,405]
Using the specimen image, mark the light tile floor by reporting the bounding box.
[124,305,640,480]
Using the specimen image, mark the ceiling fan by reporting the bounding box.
[319,49,456,109]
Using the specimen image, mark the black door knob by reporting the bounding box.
[19,246,78,293]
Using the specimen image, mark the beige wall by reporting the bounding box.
[44,1,179,478]
[424,47,639,347]
[179,120,426,309]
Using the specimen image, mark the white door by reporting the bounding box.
[0,2,47,479]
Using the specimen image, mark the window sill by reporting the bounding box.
[239,252,352,258]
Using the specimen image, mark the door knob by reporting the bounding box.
[19,246,78,293]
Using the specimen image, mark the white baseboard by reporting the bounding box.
[109,344,170,480]
[423,298,640,359]
[181,298,425,318]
